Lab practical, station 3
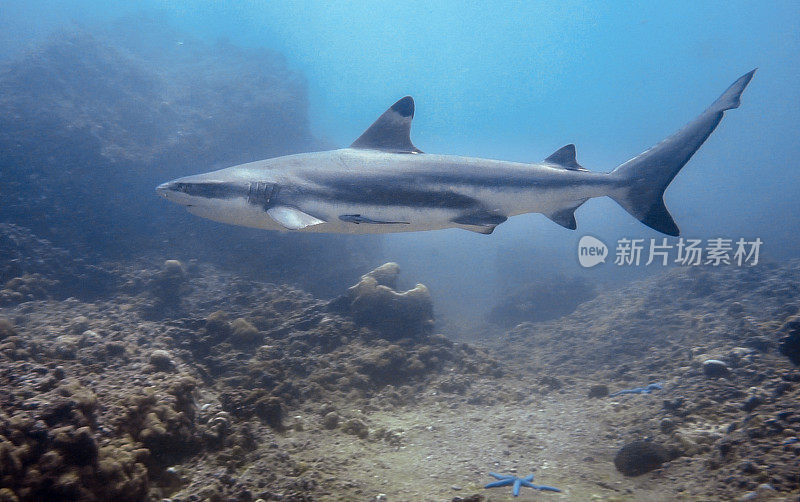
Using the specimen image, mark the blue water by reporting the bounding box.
[2,1,798,322]
[1,6,799,500]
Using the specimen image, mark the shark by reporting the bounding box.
[157,70,755,236]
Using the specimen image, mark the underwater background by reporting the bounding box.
[3,1,799,325]
[1,2,799,501]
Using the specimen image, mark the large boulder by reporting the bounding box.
[331,263,434,340]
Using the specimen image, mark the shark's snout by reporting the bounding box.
[156,177,246,208]
[156,181,172,198]
[156,180,192,206]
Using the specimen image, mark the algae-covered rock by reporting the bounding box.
[53,426,98,466]
[115,393,201,470]
[362,262,400,289]
[205,311,232,341]
[0,414,148,502]
[0,318,16,340]
[0,224,116,303]
[321,412,340,430]
[342,418,369,439]
[614,440,677,476]
[38,385,98,428]
[336,263,434,340]
[230,318,262,346]
[254,396,285,430]
[0,488,18,502]
[356,344,425,385]
[587,384,609,398]
[702,359,731,378]
[163,259,185,276]
[149,349,175,372]
[68,316,90,335]
[0,273,58,305]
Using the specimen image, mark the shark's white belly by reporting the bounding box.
[188,196,468,234]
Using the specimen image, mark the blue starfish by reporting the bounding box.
[484,472,561,497]
[608,382,663,397]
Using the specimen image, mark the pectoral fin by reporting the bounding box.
[267,206,325,230]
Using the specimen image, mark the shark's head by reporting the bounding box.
[156,172,284,229]
[156,173,252,212]
[156,174,242,207]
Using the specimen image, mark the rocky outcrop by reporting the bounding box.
[0,224,116,304]
[0,24,377,295]
[488,274,596,327]
[331,262,434,340]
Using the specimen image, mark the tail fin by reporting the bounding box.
[609,70,755,236]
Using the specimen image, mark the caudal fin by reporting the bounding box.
[609,70,755,236]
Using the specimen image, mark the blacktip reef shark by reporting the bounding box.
[157,70,755,236]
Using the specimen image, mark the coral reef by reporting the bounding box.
[0,224,116,305]
[331,262,435,340]
[0,256,504,500]
[0,382,148,501]
[498,260,800,499]
[113,389,201,471]
[0,254,798,500]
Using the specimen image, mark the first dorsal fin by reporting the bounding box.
[351,96,423,154]
[544,144,585,170]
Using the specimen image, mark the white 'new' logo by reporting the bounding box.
[578,236,608,268]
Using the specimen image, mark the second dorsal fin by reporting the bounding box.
[351,96,423,154]
[544,144,584,170]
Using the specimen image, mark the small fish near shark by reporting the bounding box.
[157,70,755,236]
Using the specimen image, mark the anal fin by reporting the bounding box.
[544,200,586,230]
[267,206,325,230]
